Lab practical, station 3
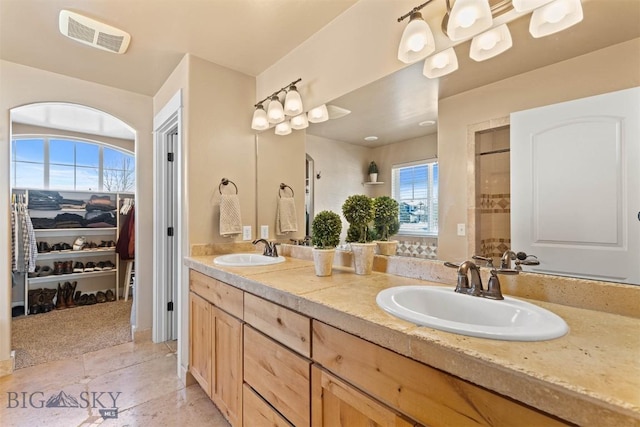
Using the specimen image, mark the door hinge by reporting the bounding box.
[167,227,174,237]
[167,152,174,162]
[167,301,174,311]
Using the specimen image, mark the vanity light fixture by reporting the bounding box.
[267,95,285,124]
[251,78,304,132]
[307,104,329,123]
[397,1,437,64]
[290,113,309,130]
[470,24,512,61]
[284,85,303,116]
[275,120,292,136]
[251,104,269,131]
[399,0,584,80]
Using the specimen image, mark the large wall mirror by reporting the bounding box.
[256,1,640,285]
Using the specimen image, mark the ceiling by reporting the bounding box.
[307,0,640,146]
[0,0,359,96]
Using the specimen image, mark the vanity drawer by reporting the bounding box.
[312,321,570,427]
[244,325,311,427]
[189,270,243,319]
[243,383,293,427]
[244,292,311,357]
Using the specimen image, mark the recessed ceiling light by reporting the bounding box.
[364,136,378,142]
[419,120,436,127]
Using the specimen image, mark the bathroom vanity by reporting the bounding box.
[185,250,640,427]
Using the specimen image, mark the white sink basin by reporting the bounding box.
[376,285,568,341]
[213,253,285,267]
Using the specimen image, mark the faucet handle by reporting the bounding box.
[484,268,518,300]
[472,255,494,268]
[514,253,539,270]
[444,261,460,269]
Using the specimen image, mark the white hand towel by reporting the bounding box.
[220,194,242,236]
[276,196,298,234]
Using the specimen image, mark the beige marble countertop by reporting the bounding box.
[185,255,640,426]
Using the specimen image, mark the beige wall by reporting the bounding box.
[438,38,640,262]
[0,59,153,366]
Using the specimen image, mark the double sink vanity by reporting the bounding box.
[186,246,639,426]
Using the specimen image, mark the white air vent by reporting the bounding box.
[59,10,130,54]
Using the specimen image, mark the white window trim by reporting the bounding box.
[392,158,439,238]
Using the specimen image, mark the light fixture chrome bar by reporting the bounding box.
[254,78,302,107]
[397,0,437,23]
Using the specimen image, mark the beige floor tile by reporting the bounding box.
[100,384,230,427]
[0,356,86,395]
[82,340,171,379]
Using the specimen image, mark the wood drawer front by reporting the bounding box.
[244,292,311,357]
[244,325,311,427]
[312,321,571,427]
[243,384,293,427]
[190,270,243,319]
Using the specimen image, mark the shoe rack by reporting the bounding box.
[12,189,135,315]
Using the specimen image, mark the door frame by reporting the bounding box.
[153,90,188,377]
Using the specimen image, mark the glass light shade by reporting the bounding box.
[397,12,435,64]
[284,87,303,116]
[446,0,493,41]
[529,0,583,38]
[290,113,309,130]
[267,96,285,123]
[307,104,329,123]
[275,120,292,136]
[251,105,269,131]
[423,48,459,79]
[512,0,554,12]
[470,24,513,61]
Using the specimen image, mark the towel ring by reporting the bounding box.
[219,178,238,195]
[279,183,294,198]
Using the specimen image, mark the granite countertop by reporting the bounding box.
[185,255,640,426]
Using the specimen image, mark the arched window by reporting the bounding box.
[11,136,135,192]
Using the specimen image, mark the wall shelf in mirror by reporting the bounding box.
[363,181,384,186]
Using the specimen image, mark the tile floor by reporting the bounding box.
[0,340,230,427]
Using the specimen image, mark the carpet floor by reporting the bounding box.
[11,299,133,369]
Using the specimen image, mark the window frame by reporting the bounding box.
[11,134,135,192]
[391,158,439,237]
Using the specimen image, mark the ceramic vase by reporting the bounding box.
[350,242,376,275]
[376,240,398,256]
[313,248,335,277]
[369,173,378,183]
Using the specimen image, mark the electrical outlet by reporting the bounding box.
[260,225,269,239]
[457,223,466,236]
[242,225,252,241]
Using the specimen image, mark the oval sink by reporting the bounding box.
[376,285,568,341]
[213,253,286,267]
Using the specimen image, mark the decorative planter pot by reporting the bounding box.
[376,240,398,256]
[312,248,336,277]
[350,242,376,275]
[369,173,378,183]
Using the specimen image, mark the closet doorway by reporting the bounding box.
[9,102,137,369]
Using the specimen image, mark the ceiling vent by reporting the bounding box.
[58,10,130,54]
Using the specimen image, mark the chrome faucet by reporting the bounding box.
[252,239,279,257]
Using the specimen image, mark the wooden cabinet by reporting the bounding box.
[189,270,244,426]
[243,383,293,427]
[311,366,415,427]
[312,321,571,427]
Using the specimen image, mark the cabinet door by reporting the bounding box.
[311,366,415,427]
[189,292,211,396]
[211,305,243,427]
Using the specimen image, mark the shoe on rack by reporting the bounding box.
[37,242,50,253]
[79,294,89,305]
[60,243,72,251]
[55,283,67,310]
[65,281,77,308]
[87,294,97,305]
[105,289,116,302]
[28,289,43,315]
[72,236,86,251]
[63,260,74,274]
[53,262,64,275]
[41,288,57,312]
[94,262,104,271]
[73,262,84,273]
[102,261,115,271]
[74,290,81,303]
[84,262,96,272]
[96,291,107,303]
[50,243,62,252]
[28,266,41,278]
[86,241,98,250]
[39,266,53,277]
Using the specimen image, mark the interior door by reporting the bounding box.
[510,87,640,284]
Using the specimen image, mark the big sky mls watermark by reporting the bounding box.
[6,390,122,419]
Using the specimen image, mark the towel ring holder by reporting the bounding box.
[219,178,238,195]
[279,183,294,198]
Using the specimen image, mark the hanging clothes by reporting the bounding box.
[22,204,38,273]
[116,205,135,260]
[12,195,37,273]
[11,198,18,272]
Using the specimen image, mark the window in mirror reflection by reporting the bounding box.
[392,159,438,236]
[11,136,134,192]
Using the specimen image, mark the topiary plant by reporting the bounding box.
[342,194,374,243]
[368,161,379,174]
[311,210,342,249]
[373,196,400,241]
